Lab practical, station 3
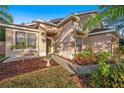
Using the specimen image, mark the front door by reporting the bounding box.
[46,38,51,55]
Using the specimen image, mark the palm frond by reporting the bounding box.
[0,11,13,23]
[83,6,124,32]
[0,5,13,23]
[0,17,8,23]
[109,6,124,22]
[0,5,9,11]
[83,13,103,31]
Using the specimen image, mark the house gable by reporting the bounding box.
[0,10,120,59]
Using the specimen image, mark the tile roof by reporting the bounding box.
[89,28,113,34]
[49,18,64,24]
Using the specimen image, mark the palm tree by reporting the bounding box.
[83,5,124,35]
[0,5,13,41]
[103,16,124,36]
[0,5,13,23]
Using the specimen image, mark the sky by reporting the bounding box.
[8,5,99,24]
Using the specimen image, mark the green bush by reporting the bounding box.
[90,51,110,87]
[90,51,124,88]
[97,51,111,61]
[113,45,124,61]
[72,48,98,65]
[109,63,124,88]
[75,48,92,57]
[120,45,124,54]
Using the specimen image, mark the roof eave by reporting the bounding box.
[89,30,119,36]
[0,22,39,32]
[35,19,58,27]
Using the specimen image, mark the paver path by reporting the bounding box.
[52,55,99,74]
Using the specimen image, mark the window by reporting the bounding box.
[76,37,82,52]
[27,33,36,48]
[15,31,37,49]
[15,32,26,49]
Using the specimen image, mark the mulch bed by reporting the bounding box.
[58,55,115,65]
[71,56,97,65]
[0,58,58,80]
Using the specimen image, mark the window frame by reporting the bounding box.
[15,31,27,49]
[76,36,83,52]
[27,33,37,49]
[13,30,38,51]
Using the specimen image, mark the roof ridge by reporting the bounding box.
[17,10,98,27]
[49,10,98,26]
[49,10,97,22]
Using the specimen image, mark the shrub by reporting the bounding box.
[72,48,97,65]
[90,51,124,88]
[78,48,92,57]
[120,45,124,54]
[90,51,110,87]
[109,63,124,88]
[113,45,124,62]
[73,50,114,65]
[97,51,111,61]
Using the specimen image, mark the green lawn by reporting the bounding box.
[0,66,79,88]
[0,54,5,60]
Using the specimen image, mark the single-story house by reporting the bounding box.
[0,11,120,59]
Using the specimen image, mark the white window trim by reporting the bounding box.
[12,30,38,51]
[27,33,37,49]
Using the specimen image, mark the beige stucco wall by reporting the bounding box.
[86,33,113,53]
[82,37,89,50]
[77,12,102,31]
[0,41,5,54]
[74,33,119,55]
[53,20,75,59]
[6,28,39,58]
[38,25,47,56]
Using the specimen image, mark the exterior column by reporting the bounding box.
[38,27,46,56]
[51,38,53,54]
